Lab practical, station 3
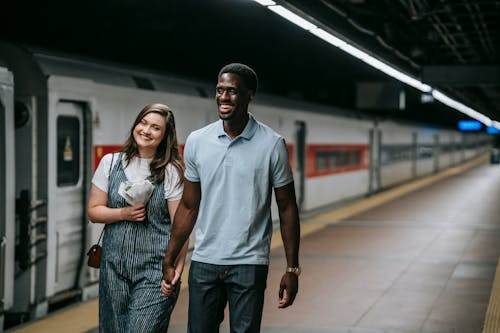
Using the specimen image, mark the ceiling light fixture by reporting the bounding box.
[251,0,499,129]
[432,90,492,126]
[309,28,432,93]
[268,5,317,31]
[252,0,276,5]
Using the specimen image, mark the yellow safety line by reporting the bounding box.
[483,258,500,333]
[10,153,490,333]
[11,298,99,333]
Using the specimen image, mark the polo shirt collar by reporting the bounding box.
[217,113,258,140]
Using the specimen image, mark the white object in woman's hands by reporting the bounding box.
[118,179,154,205]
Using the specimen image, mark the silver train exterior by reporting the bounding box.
[1,61,15,331]
[0,42,491,330]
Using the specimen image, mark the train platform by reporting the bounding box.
[8,154,500,333]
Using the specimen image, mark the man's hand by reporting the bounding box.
[278,272,298,308]
[161,265,180,297]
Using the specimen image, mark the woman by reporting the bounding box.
[88,103,187,332]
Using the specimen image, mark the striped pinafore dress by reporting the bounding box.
[99,153,177,333]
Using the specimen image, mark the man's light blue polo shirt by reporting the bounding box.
[184,113,293,265]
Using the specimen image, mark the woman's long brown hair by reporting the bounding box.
[122,103,184,186]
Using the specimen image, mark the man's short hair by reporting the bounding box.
[218,63,258,93]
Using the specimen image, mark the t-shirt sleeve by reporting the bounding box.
[164,164,184,200]
[91,153,114,192]
[271,137,294,188]
[183,134,200,182]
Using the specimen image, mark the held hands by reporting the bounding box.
[120,204,146,222]
[278,272,298,308]
[161,266,181,297]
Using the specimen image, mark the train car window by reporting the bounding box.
[310,145,367,177]
[441,144,454,153]
[380,145,412,165]
[417,145,434,159]
[339,151,349,166]
[57,116,80,186]
[328,151,337,169]
[316,151,329,170]
[350,151,361,166]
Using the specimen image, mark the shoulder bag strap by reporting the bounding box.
[95,152,116,245]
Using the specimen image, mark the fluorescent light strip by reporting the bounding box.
[251,0,497,128]
[259,5,431,93]
[253,0,276,5]
[268,5,317,31]
[310,29,432,92]
[432,90,492,126]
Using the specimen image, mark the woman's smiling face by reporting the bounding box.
[133,112,166,156]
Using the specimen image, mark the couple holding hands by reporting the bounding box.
[88,63,301,333]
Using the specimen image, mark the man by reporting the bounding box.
[163,63,300,333]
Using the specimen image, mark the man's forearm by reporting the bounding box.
[165,204,198,266]
[280,206,300,267]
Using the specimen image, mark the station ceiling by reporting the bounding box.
[2,0,499,129]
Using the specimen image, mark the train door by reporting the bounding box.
[47,101,87,296]
[294,121,306,212]
[368,126,381,194]
[0,66,14,330]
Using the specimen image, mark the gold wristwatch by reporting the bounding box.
[286,266,301,277]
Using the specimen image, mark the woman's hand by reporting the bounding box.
[120,204,146,221]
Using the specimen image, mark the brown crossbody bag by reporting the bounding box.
[87,230,104,268]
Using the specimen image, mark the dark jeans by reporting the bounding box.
[188,261,269,333]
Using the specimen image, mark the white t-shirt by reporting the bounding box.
[92,153,183,201]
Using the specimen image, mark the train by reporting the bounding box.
[0,42,492,331]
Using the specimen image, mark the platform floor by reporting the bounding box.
[9,156,500,333]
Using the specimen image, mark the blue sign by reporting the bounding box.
[487,126,500,134]
[458,120,482,131]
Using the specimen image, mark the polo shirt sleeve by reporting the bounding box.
[271,137,294,188]
[183,133,200,182]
